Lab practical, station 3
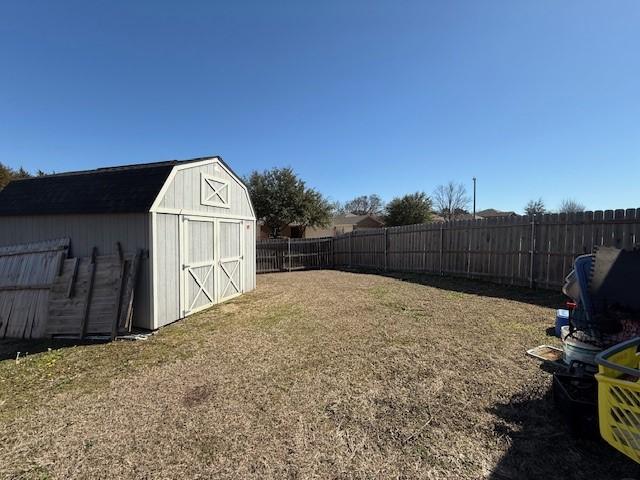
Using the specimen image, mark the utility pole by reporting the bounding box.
[472,177,477,219]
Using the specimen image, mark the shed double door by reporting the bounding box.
[180,216,243,316]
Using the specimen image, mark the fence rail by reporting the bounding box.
[256,209,640,290]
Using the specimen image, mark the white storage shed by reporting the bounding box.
[0,156,256,330]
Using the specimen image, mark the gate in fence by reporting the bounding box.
[256,237,333,273]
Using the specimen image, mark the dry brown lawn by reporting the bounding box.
[0,270,637,479]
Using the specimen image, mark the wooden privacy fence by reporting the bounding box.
[257,209,640,290]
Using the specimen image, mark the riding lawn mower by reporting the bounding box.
[528,246,640,464]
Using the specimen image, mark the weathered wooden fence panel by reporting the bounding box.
[0,238,70,339]
[256,209,640,290]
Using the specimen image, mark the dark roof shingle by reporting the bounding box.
[0,157,217,216]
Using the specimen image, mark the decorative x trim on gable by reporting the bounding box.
[200,173,230,208]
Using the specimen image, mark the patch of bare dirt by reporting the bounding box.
[182,384,213,408]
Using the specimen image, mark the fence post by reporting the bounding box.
[330,237,335,268]
[384,228,388,271]
[529,217,536,288]
[349,232,353,268]
[467,221,472,278]
[439,223,444,275]
[422,225,427,272]
[288,237,291,272]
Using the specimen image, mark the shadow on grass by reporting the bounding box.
[334,268,565,309]
[0,338,108,362]
[488,387,640,480]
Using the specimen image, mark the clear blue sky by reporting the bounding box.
[1,1,638,213]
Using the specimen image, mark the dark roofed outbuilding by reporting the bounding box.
[0,156,257,335]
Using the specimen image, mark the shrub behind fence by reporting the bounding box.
[257,209,640,290]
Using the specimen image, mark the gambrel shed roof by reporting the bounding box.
[0,156,245,216]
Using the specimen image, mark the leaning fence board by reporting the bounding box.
[119,249,142,333]
[46,252,140,338]
[257,209,640,290]
[86,255,127,337]
[0,238,70,339]
[46,257,93,336]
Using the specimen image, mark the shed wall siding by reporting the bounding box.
[158,162,253,218]
[0,213,152,329]
[155,213,181,328]
[243,220,256,292]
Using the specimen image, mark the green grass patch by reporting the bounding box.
[255,303,305,329]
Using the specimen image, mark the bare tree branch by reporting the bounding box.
[433,182,470,220]
[558,198,585,214]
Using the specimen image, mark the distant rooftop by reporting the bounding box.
[332,214,384,226]
[476,209,517,218]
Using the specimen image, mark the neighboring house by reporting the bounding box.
[451,213,483,221]
[257,221,304,240]
[441,209,518,221]
[475,209,518,218]
[258,214,385,239]
[305,214,384,238]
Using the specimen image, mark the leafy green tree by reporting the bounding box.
[13,167,31,179]
[0,162,33,191]
[525,198,546,216]
[300,189,332,231]
[384,192,432,227]
[245,167,331,237]
[0,163,12,190]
